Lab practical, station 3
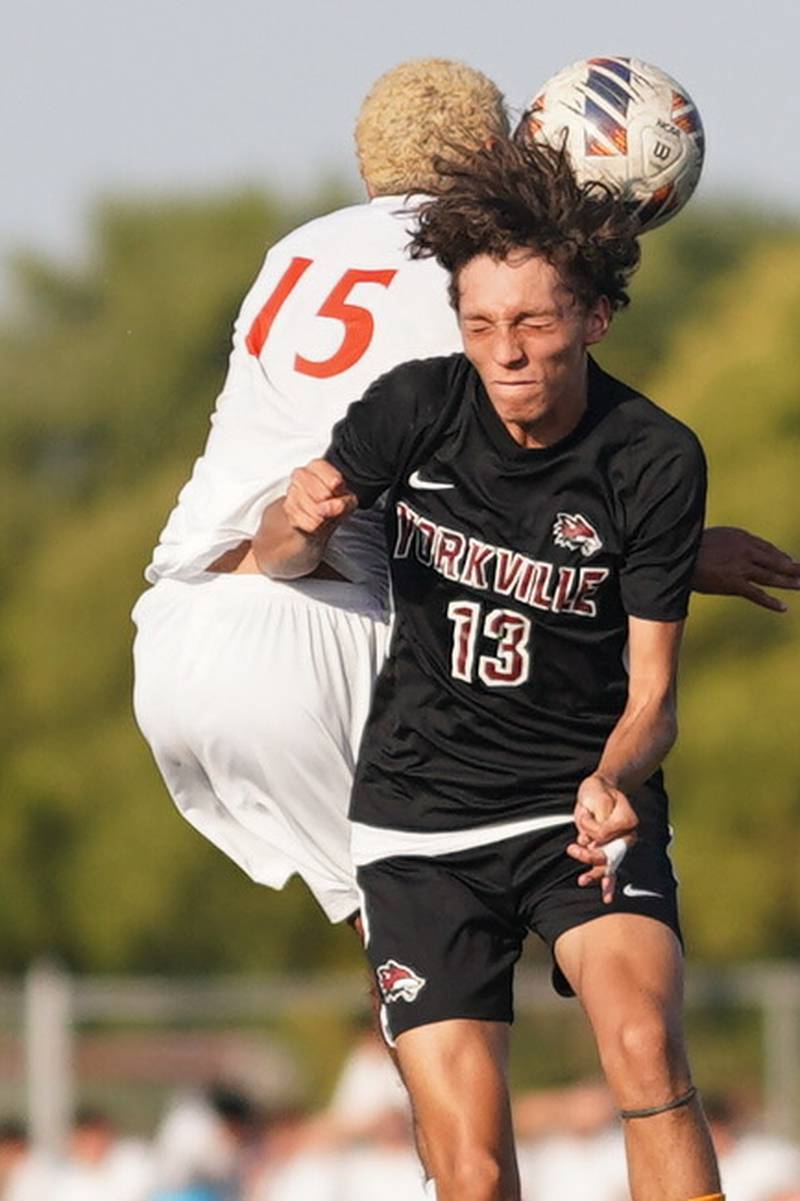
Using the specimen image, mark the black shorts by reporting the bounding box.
[357,817,681,1042]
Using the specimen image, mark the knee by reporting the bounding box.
[597,1009,686,1096]
[434,1147,516,1201]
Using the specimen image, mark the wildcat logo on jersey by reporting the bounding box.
[552,512,603,559]
[376,959,427,1004]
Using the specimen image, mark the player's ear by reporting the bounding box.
[584,295,611,346]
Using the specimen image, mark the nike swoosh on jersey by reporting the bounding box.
[622,883,664,899]
[408,470,455,490]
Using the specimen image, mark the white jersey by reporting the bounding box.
[134,194,459,923]
[147,195,460,599]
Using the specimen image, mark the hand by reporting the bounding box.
[693,526,800,612]
[284,459,357,535]
[567,774,638,904]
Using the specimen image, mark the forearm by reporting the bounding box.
[572,619,683,872]
[251,496,336,580]
[251,458,359,579]
[594,694,677,794]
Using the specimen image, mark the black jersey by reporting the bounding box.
[327,354,706,833]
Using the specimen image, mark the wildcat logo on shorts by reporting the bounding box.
[553,512,603,558]
[376,959,427,1003]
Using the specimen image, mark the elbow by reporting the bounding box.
[250,497,305,579]
[251,536,301,580]
[251,494,335,580]
[252,530,283,576]
[250,531,280,578]
[251,524,324,581]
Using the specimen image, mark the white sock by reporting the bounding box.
[424,1180,438,1199]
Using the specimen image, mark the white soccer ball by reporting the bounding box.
[519,56,705,232]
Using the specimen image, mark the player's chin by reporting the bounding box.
[490,390,547,421]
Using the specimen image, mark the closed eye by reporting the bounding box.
[519,317,555,331]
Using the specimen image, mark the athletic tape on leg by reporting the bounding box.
[620,1084,697,1120]
[602,836,629,875]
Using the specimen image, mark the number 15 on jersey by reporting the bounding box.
[246,255,397,379]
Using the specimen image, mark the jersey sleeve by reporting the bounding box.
[326,359,445,508]
[620,428,707,622]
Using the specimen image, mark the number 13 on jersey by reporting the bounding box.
[245,255,397,378]
[447,601,532,687]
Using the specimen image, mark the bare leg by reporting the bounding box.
[394,1019,520,1201]
[347,912,433,1175]
[556,915,720,1201]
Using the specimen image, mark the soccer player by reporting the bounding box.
[132,59,508,924]
[254,137,726,1201]
[133,57,799,941]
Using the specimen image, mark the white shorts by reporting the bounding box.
[132,573,391,922]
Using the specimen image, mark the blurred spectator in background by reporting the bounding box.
[514,1081,627,1201]
[247,1112,425,1201]
[244,1022,424,1200]
[0,1120,56,1201]
[514,1079,616,1139]
[153,1084,260,1199]
[49,1107,154,1201]
[242,1107,313,1199]
[0,1080,796,1200]
[325,1018,411,1143]
[153,1186,227,1201]
[705,1094,800,1201]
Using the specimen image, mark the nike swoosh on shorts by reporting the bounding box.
[622,883,663,899]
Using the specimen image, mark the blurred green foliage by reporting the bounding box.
[0,188,797,974]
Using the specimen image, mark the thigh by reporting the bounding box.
[524,805,681,998]
[555,913,690,1108]
[555,913,684,1019]
[395,1018,518,1194]
[357,851,524,1044]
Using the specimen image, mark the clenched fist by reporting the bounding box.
[284,459,358,534]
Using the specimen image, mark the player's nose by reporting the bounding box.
[491,325,527,368]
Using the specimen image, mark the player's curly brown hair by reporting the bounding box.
[355,59,509,196]
[409,136,641,311]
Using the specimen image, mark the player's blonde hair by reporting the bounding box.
[355,58,509,196]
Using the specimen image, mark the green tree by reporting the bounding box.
[0,186,359,972]
[641,239,800,959]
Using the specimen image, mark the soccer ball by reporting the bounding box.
[518,56,705,232]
